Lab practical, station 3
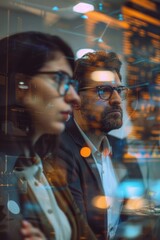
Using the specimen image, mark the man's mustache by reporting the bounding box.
[103,106,123,115]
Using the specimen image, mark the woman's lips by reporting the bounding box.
[61,111,71,121]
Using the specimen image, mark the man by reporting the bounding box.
[57,51,142,240]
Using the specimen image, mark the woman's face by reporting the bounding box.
[19,52,80,140]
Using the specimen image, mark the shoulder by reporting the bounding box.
[59,118,84,150]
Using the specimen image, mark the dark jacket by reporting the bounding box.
[0,134,97,240]
[57,117,143,240]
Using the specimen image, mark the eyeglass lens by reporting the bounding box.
[36,71,78,96]
[98,86,128,100]
[53,72,78,96]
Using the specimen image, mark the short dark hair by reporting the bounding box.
[74,51,122,89]
[0,31,75,134]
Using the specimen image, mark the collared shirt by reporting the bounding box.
[74,120,122,239]
[15,157,71,240]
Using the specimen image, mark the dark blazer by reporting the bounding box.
[57,117,143,240]
[0,136,97,240]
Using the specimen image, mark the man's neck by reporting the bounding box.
[74,114,106,151]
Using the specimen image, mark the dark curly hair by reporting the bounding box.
[74,51,122,89]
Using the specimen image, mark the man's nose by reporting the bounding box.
[108,89,122,105]
[64,85,80,105]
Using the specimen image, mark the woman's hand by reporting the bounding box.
[21,220,47,240]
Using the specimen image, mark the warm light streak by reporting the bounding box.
[130,0,157,12]
[122,6,160,26]
[124,197,146,210]
[86,11,129,30]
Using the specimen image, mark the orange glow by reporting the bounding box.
[123,152,136,162]
[80,147,91,157]
[86,11,129,29]
[92,196,110,209]
[122,6,160,26]
[130,0,157,12]
[124,197,146,211]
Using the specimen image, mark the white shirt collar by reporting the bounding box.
[74,119,112,156]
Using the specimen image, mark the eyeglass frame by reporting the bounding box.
[36,71,79,96]
[79,85,129,101]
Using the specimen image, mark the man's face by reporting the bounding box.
[128,84,160,140]
[78,70,123,133]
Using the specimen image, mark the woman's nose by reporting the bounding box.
[64,85,80,105]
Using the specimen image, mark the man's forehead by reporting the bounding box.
[85,70,119,84]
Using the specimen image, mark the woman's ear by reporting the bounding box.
[15,73,29,101]
[16,73,29,90]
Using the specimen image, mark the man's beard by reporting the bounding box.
[80,106,123,133]
[100,107,123,133]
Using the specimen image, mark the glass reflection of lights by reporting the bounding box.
[52,6,59,11]
[149,180,160,205]
[76,48,94,58]
[81,15,88,19]
[117,180,144,198]
[91,71,117,83]
[92,195,110,209]
[98,38,103,43]
[80,146,91,157]
[123,224,141,239]
[73,3,94,14]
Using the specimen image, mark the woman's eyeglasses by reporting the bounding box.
[79,85,129,101]
[37,71,79,96]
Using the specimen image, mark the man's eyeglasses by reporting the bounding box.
[79,85,129,101]
[36,71,79,96]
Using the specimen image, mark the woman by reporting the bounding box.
[0,31,96,240]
